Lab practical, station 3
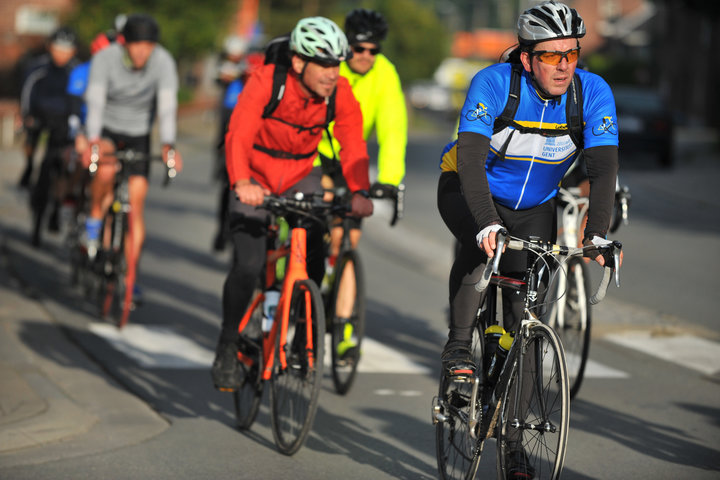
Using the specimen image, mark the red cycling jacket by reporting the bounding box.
[225,63,370,194]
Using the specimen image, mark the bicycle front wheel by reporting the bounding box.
[496,323,569,480]
[329,250,365,395]
[548,257,591,399]
[270,279,325,455]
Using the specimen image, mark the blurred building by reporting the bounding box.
[0,0,75,98]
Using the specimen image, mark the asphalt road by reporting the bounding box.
[0,111,718,479]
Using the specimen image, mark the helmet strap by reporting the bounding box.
[297,60,323,99]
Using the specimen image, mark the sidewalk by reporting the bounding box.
[0,146,167,468]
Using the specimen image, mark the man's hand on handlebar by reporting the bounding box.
[81,138,115,169]
[370,182,397,199]
[350,191,373,218]
[162,144,183,173]
[234,179,271,207]
[583,235,624,268]
[476,223,505,258]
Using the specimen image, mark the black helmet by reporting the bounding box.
[122,13,160,43]
[49,27,77,49]
[345,9,388,45]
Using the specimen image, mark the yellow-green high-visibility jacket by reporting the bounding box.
[316,53,407,186]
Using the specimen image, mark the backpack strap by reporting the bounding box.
[493,63,523,135]
[566,72,584,150]
[262,63,288,119]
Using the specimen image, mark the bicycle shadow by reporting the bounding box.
[365,298,445,378]
[306,402,436,479]
[570,398,720,473]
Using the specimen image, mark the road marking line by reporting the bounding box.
[90,323,430,374]
[578,357,629,378]
[324,336,430,374]
[605,332,720,375]
[89,324,214,369]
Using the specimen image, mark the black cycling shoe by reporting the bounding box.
[211,343,240,391]
[506,441,536,479]
[441,341,476,378]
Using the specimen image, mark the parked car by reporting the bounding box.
[612,85,675,167]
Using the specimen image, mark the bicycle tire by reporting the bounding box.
[233,335,264,430]
[118,212,136,329]
[547,257,591,399]
[496,323,569,480]
[270,279,325,455]
[329,249,365,395]
[608,200,623,233]
[435,319,485,480]
[98,213,127,326]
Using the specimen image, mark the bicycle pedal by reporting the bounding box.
[217,386,236,393]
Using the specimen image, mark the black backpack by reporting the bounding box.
[492,64,584,161]
[251,35,337,160]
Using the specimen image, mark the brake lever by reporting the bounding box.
[612,240,622,287]
[390,183,405,227]
[492,229,507,274]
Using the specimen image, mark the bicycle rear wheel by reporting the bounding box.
[98,250,126,326]
[548,257,591,399]
[233,335,264,430]
[435,321,484,480]
[270,279,325,455]
[329,250,365,395]
[496,323,569,480]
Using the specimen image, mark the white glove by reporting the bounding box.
[476,224,504,249]
[590,235,612,247]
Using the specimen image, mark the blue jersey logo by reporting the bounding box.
[592,116,618,136]
[465,102,492,125]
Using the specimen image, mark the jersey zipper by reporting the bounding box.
[514,99,548,209]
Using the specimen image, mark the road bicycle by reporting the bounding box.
[545,180,631,399]
[322,183,405,395]
[232,193,339,455]
[29,137,74,247]
[433,229,621,480]
[69,145,175,328]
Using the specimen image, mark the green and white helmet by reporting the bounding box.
[290,16,350,65]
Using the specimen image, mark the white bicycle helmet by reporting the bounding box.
[290,16,350,65]
[517,1,586,45]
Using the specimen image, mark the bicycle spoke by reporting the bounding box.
[270,279,325,455]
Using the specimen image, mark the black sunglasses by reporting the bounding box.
[352,45,381,55]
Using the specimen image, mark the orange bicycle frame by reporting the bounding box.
[235,226,315,381]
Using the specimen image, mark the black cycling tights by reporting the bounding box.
[437,171,555,343]
[218,213,325,347]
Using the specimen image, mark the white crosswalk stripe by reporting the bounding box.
[92,324,717,379]
[89,323,430,373]
[605,332,720,376]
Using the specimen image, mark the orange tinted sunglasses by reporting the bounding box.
[532,47,580,66]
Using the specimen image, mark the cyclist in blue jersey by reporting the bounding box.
[437,5,621,475]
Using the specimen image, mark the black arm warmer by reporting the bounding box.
[457,131,502,230]
[583,145,619,240]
